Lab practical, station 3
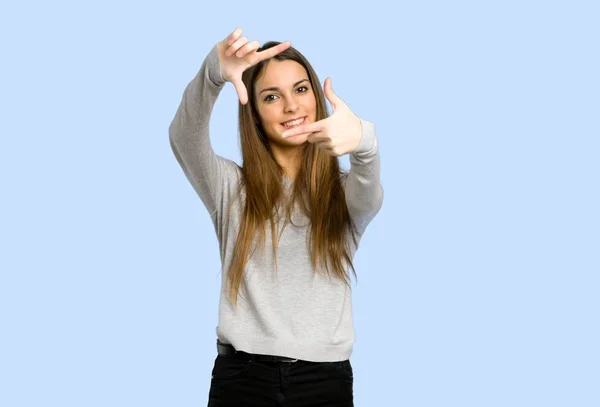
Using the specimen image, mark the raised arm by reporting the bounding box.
[280,77,384,235]
[169,28,292,217]
[344,118,383,235]
[168,43,232,217]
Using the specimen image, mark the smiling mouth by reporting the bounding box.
[281,116,306,128]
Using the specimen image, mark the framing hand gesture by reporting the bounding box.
[217,28,291,105]
[282,78,363,156]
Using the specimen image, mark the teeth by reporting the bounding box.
[283,117,305,127]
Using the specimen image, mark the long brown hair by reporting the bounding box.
[227,41,358,308]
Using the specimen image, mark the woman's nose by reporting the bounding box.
[284,96,299,112]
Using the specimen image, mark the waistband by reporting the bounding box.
[217,340,300,363]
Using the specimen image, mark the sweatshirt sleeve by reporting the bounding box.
[344,118,384,236]
[168,44,240,219]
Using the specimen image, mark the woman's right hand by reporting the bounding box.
[217,28,291,105]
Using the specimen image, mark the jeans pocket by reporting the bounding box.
[211,355,253,380]
[332,360,354,379]
[341,360,354,378]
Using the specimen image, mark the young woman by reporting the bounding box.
[169,27,383,406]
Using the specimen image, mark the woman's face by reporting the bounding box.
[254,59,317,148]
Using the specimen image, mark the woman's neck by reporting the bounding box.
[269,142,304,181]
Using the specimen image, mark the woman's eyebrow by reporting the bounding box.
[260,79,309,94]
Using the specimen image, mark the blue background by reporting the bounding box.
[1,0,598,406]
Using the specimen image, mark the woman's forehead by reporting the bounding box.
[256,60,308,87]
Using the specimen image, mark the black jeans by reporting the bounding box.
[207,354,354,406]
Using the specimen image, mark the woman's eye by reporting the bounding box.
[264,86,308,102]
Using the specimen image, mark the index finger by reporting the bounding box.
[281,120,324,138]
[254,41,292,63]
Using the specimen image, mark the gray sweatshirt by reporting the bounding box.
[169,44,383,362]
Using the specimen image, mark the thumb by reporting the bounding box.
[232,78,248,105]
[324,77,341,112]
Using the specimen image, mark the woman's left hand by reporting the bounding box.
[281,78,362,156]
